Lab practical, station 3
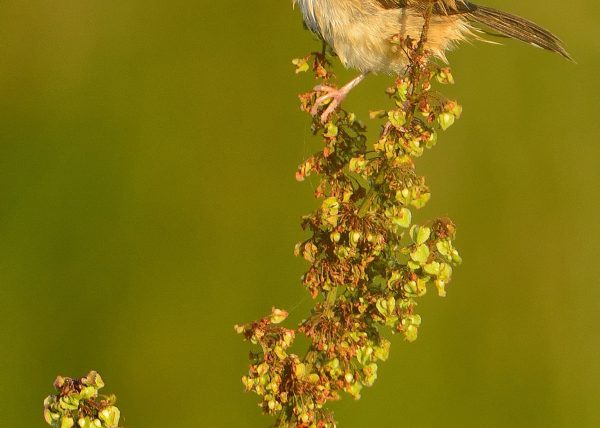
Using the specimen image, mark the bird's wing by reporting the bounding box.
[375,0,476,14]
[374,0,572,60]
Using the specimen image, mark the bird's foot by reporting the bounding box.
[310,85,349,123]
[309,74,367,123]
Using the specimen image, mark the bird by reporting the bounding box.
[293,0,572,121]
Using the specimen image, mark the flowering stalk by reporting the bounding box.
[237,9,463,428]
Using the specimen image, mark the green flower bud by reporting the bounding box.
[59,396,79,411]
[395,79,409,101]
[401,315,422,342]
[274,345,287,360]
[448,101,463,118]
[292,57,309,73]
[369,110,386,119]
[324,123,338,138]
[321,197,340,227]
[404,325,418,342]
[411,191,431,209]
[307,373,320,384]
[60,417,74,428]
[82,371,104,390]
[388,109,406,128]
[435,280,447,297]
[349,230,361,246]
[373,339,390,361]
[294,363,306,379]
[78,386,97,400]
[269,307,288,324]
[53,376,66,389]
[436,67,455,85]
[362,363,378,387]
[349,156,367,173]
[345,381,363,399]
[256,362,269,376]
[44,407,59,424]
[438,112,455,131]
[376,296,395,317]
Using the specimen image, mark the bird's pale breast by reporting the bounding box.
[294,0,472,73]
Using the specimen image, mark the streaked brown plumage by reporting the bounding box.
[295,0,571,73]
[293,0,571,120]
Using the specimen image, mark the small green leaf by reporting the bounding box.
[423,261,441,275]
[393,207,412,228]
[416,226,431,245]
[439,263,453,282]
[78,386,96,400]
[436,240,450,257]
[407,260,420,271]
[410,244,430,264]
[411,191,431,209]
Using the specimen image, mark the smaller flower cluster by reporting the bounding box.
[299,299,391,401]
[235,308,337,427]
[43,371,121,428]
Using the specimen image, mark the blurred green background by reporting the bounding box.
[1,0,599,426]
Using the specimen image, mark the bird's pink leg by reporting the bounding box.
[310,73,367,122]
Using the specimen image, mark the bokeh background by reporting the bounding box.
[1,0,599,426]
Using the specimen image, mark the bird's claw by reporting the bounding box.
[310,85,346,123]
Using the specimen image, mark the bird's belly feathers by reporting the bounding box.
[295,0,471,74]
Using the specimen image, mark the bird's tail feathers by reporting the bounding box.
[467,5,573,61]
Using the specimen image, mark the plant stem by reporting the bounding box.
[357,3,434,219]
